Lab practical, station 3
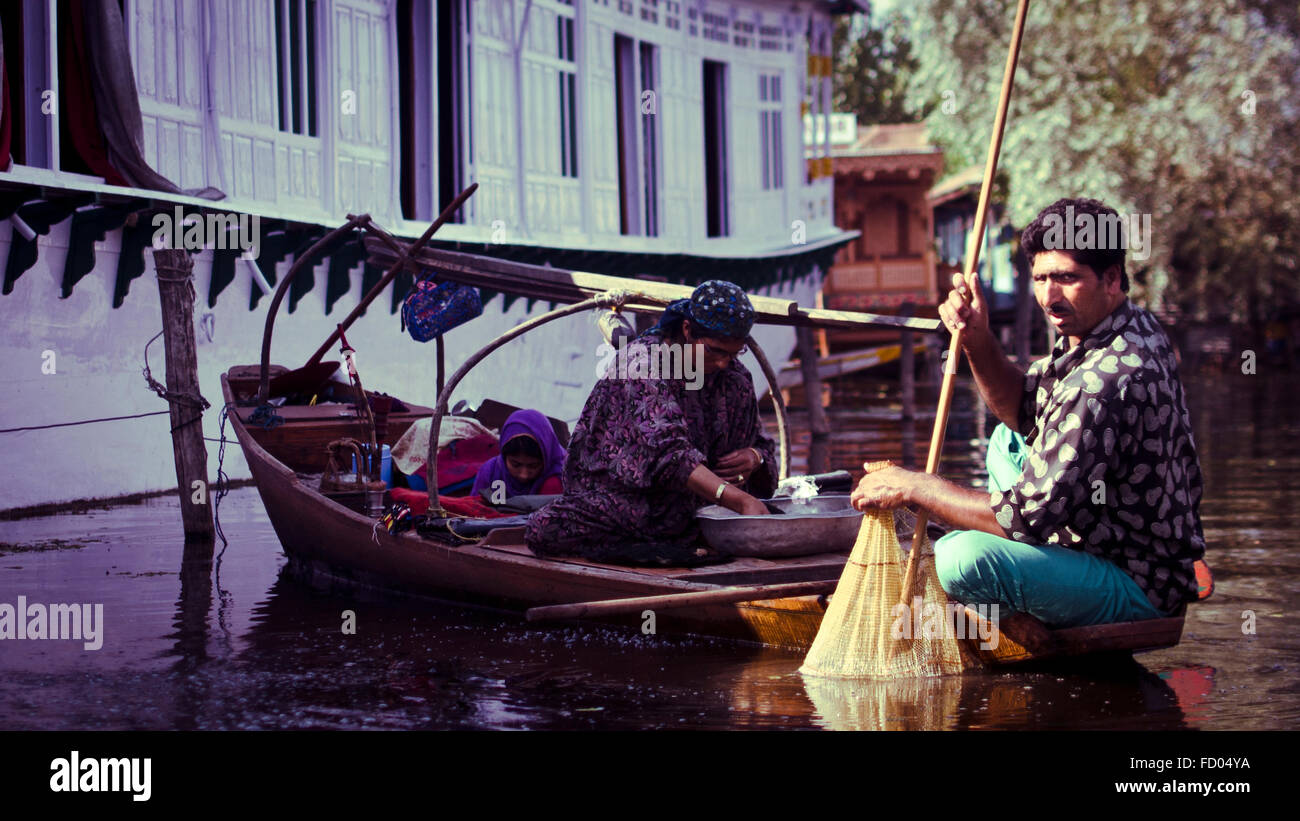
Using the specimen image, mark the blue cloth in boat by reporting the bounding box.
[934,424,1167,629]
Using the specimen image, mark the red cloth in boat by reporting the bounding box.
[390,477,562,517]
[413,433,500,493]
[389,488,506,518]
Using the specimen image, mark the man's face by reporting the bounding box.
[1031,250,1124,348]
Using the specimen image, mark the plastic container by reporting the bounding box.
[352,444,393,488]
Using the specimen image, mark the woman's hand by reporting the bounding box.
[714,447,761,483]
[686,463,768,515]
[736,495,771,516]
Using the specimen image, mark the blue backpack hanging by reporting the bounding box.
[400,267,483,342]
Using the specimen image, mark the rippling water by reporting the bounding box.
[1,369,1296,730]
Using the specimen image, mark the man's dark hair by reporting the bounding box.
[1021,198,1130,292]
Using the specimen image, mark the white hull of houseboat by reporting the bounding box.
[0,223,819,510]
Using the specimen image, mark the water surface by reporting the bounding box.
[1,370,1295,730]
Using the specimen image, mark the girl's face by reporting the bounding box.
[505,453,543,484]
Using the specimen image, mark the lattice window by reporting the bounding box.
[703,11,730,44]
[665,0,681,30]
[614,34,660,237]
[759,24,784,52]
[557,11,578,178]
[733,19,753,49]
[274,0,319,137]
[759,73,783,190]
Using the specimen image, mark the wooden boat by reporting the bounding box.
[223,207,1190,666]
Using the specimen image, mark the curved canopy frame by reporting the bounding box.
[256,212,795,520]
[416,290,791,516]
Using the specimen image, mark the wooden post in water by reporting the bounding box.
[794,326,830,474]
[900,328,916,421]
[1013,243,1032,365]
[153,248,214,543]
[900,302,916,422]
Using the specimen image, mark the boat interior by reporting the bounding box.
[225,362,852,586]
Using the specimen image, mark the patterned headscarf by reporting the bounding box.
[653,280,756,340]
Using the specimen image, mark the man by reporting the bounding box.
[525,280,774,566]
[851,198,1206,628]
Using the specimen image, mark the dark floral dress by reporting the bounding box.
[525,330,776,564]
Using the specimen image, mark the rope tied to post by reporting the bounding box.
[142,330,211,413]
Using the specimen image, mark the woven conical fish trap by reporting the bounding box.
[800,508,969,679]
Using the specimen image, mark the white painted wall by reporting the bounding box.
[122,0,837,251]
[0,223,815,510]
[0,0,839,508]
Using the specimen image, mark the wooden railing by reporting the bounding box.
[826,255,933,296]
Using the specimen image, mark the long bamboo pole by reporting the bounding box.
[898,0,1030,606]
[527,580,837,622]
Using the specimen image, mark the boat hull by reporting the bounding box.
[225,374,836,650]
[224,370,1185,663]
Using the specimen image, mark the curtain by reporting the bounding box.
[68,0,223,198]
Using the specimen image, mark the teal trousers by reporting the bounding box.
[933,424,1167,629]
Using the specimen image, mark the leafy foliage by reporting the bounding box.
[832,10,926,125]
[897,0,1300,321]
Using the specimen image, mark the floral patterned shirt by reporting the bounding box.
[992,300,1206,613]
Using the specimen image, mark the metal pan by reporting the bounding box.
[695,493,864,557]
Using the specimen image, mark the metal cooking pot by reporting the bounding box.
[695,493,864,557]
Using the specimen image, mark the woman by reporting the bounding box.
[525,280,775,565]
[471,409,567,499]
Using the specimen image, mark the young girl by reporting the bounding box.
[471,409,566,498]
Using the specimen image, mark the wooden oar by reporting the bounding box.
[898,0,1030,607]
[526,579,837,622]
[303,183,479,370]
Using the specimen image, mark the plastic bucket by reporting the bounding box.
[352,444,393,488]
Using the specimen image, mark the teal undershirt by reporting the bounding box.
[933,424,1168,629]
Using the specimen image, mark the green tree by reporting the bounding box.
[904,0,1300,322]
[833,10,924,124]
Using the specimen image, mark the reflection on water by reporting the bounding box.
[803,674,966,730]
[0,370,1296,730]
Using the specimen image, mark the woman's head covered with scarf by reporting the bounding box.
[652,279,756,341]
[472,409,567,498]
